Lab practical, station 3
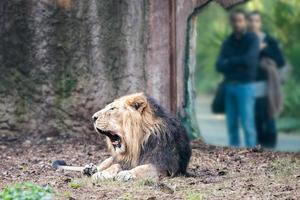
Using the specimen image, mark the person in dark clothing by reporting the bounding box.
[216,10,260,147]
[248,11,285,148]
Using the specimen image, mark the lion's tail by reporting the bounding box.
[52,160,84,171]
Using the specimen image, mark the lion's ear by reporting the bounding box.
[127,95,147,113]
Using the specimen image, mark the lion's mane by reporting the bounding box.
[107,94,191,176]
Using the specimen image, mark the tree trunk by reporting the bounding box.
[0,0,246,136]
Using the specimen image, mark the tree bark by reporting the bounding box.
[0,0,247,136]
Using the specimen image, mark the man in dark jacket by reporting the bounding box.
[216,10,260,147]
[248,11,285,148]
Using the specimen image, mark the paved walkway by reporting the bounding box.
[195,96,300,152]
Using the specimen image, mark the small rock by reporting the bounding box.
[22,140,32,147]
[282,185,293,191]
[0,145,7,150]
[188,181,196,185]
[218,170,227,176]
[147,197,156,200]
[155,183,175,194]
[251,145,263,153]
[64,177,72,183]
[87,152,93,156]
[2,171,9,176]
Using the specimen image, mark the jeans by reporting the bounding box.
[225,83,257,147]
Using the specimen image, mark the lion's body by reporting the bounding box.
[119,96,191,176]
[91,93,191,181]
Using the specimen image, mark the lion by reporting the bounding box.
[89,92,191,181]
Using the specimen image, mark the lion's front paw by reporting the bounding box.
[82,163,98,177]
[92,171,115,181]
[115,170,135,182]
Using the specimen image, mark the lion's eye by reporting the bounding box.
[110,107,116,111]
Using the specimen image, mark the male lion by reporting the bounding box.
[90,92,191,181]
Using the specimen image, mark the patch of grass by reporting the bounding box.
[184,190,204,200]
[19,164,29,171]
[0,182,53,200]
[92,179,118,187]
[69,180,84,189]
[134,179,156,187]
[270,157,300,177]
[63,191,72,199]
[119,192,135,200]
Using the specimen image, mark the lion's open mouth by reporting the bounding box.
[96,128,122,148]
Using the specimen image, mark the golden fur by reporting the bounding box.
[93,93,165,166]
[91,92,191,181]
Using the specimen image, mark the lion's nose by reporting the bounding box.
[93,116,98,123]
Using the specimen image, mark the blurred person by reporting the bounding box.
[248,11,285,148]
[216,10,260,147]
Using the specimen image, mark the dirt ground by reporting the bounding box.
[1,132,299,200]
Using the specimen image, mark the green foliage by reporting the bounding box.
[277,117,300,133]
[68,180,83,189]
[195,2,228,94]
[0,182,53,200]
[282,79,300,118]
[62,191,72,199]
[195,0,300,120]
